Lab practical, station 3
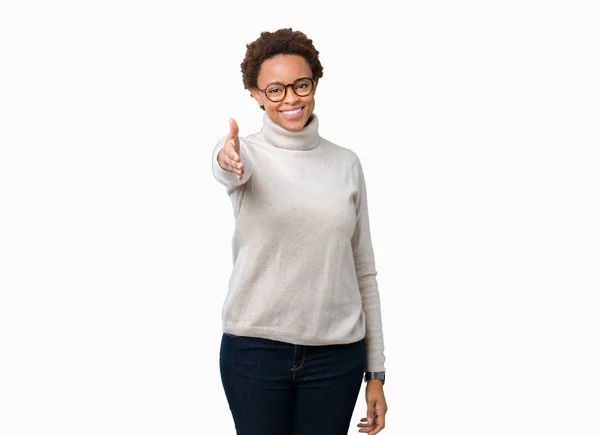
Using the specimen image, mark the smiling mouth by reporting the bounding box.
[279,107,304,118]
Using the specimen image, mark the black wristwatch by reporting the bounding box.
[364,371,385,385]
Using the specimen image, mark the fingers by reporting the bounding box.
[357,417,372,432]
[218,144,244,179]
[224,157,244,177]
[223,142,240,163]
[357,415,385,435]
[357,416,375,433]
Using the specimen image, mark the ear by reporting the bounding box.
[313,80,319,94]
[249,88,265,108]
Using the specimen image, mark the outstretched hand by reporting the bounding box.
[217,118,245,180]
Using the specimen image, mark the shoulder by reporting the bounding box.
[318,136,361,167]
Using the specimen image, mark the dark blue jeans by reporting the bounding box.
[219,333,366,435]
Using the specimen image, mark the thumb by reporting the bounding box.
[367,401,376,425]
[228,118,239,140]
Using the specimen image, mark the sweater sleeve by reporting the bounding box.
[212,136,253,187]
[351,156,386,373]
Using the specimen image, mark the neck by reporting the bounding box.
[259,112,320,151]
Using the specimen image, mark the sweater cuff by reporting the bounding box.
[358,273,386,372]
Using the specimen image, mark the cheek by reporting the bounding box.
[254,92,269,107]
[265,100,281,112]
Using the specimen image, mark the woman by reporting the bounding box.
[212,28,388,435]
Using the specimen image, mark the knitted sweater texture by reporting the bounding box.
[211,112,386,372]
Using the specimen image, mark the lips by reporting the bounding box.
[279,106,305,120]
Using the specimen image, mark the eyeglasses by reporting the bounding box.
[258,77,315,102]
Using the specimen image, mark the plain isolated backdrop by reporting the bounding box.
[1,0,599,434]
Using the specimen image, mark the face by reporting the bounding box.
[250,54,318,131]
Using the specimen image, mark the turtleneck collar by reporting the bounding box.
[259,112,320,151]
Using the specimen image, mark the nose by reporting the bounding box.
[282,84,300,104]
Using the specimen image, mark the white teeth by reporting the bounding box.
[282,108,302,115]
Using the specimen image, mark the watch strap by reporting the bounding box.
[364,371,385,385]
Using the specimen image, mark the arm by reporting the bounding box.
[351,156,386,373]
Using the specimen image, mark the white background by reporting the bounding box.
[1,0,599,434]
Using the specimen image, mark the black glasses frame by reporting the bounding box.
[258,77,315,102]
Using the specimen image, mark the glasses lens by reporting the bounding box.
[264,78,313,102]
[294,78,313,96]
[265,84,286,102]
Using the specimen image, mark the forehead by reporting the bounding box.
[257,54,312,86]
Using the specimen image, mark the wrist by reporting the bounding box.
[364,371,385,385]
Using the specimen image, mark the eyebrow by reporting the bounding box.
[263,76,312,87]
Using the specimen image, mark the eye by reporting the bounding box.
[267,86,283,94]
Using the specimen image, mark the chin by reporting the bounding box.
[280,120,306,131]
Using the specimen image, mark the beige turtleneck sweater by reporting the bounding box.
[211,112,386,372]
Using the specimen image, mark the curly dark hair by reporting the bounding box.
[241,28,324,91]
